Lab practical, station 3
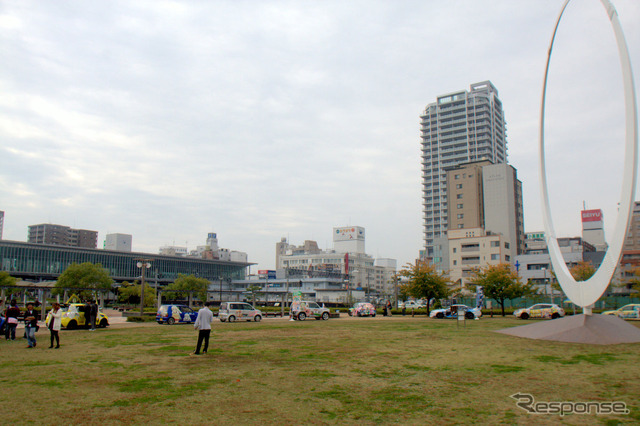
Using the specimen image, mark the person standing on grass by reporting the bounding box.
[90,300,98,330]
[23,302,38,348]
[47,303,62,348]
[5,300,20,340]
[191,302,214,356]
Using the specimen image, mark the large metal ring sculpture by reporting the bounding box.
[539,0,638,310]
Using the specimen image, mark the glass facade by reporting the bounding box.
[0,240,249,283]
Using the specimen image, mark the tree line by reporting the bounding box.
[398,259,636,316]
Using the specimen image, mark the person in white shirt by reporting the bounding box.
[192,302,214,355]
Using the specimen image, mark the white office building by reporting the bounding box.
[104,233,132,252]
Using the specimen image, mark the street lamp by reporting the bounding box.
[136,259,152,316]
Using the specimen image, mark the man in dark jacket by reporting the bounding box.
[24,303,38,348]
[90,300,98,330]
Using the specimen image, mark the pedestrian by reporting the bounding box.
[84,300,91,328]
[90,300,98,330]
[23,302,38,348]
[402,305,406,317]
[47,303,62,348]
[386,300,392,316]
[191,301,214,355]
[5,300,20,340]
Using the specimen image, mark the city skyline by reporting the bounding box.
[1,1,639,271]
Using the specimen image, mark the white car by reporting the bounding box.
[219,302,262,322]
[514,303,565,320]
[430,304,482,319]
[399,301,424,309]
[291,301,330,321]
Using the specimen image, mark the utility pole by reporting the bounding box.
[136,259,152,316]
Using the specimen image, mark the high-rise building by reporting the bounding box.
[28,224,98,248]
[420,81,507,257]
[0,211,4,240]
[444,160,524,257]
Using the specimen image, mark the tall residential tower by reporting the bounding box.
[420,81,507,257]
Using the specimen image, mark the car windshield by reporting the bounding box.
[309,302,320,309]
[179,306,194,313]
[620,305,634,311]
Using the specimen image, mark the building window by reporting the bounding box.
[458,224,464,228]
[453,260,457,265]
[453,248,457,253]
[454,174,460,180]
[491,254,499,260]
[457,214,464,219]
[491,241,499,247]
[456,184,462,189]
[505,242,510,249]
[457,194,463,199]
[457,204,463,209]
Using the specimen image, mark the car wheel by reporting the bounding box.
[167,317,175,325]
[520,312,529,320]
[465,312,475,320]
[551,313,560,319]
[66,320,77,330]
[254,315,262,322]
[297,312,306,321]
[220,318,226,322]
[157,321,163,324]
[321,312,329,321]
[436,312,444,319]
[228,315,236,323]
[99,319,109,328]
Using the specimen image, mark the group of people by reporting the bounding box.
[1,299,62,348]
[83,300,99,331]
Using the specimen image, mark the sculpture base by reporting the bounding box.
[495,314,640,345]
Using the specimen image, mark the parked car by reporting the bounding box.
[49,303,109,329]
[349,302,376,317]
[602,304,640,320]
[430,304,482,319]
[156,304,199,325]
[219,302,262,322]
[399,300,424,309]
[291,301,330,321]
[514,303,565,320]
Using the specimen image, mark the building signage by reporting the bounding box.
[334,226,365,242]
[581,209,602,223]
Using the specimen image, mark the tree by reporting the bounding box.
[246,285,262,306]
[54,262,113,300]
[569,261,596,282]
[118,281,156,307]
[469,263,535,317]
[164,274,210,304]
[398,260,450,316]
[0,271,20,297]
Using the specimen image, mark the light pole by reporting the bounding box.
[136,259,152,316]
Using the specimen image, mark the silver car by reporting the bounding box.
[219,302,263,322]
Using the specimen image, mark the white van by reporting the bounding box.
[219,302,262,322]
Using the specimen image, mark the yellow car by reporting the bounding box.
[602,304,640,320]
[46,304,109,329]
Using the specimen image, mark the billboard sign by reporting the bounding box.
[334,226,365,242]
[581,209,603,223]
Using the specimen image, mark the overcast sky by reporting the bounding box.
[1,0,638,271]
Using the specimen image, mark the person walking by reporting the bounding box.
[47,303,62,348]
[386,300,392,317]
[191,302,214,355]
[23,303,38,348]
[5,300,20,340]
[90,300,98,331]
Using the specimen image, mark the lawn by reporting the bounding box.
[0,316,638,425]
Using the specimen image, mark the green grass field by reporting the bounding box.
[1,316,638,425]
